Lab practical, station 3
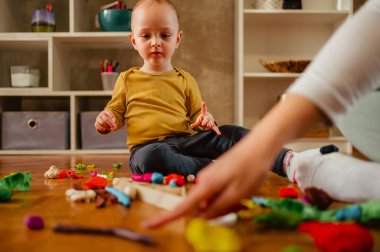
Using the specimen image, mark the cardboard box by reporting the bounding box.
[80,111,127,149]
[2,111,69,150]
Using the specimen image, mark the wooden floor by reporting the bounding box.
[0,154,379,252]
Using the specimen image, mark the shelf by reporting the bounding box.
[244,10,350,25]
[285,137,353,154]
[244,72,301,78]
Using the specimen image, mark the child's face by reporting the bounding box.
[129,2,182,73]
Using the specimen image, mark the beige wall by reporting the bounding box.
[127,0,236,125]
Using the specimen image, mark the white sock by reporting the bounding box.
[295,153,380,203]
[284,145,338,183]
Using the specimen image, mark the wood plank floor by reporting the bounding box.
[0,154,379,252]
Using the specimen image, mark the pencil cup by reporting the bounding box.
[101,72,118,90]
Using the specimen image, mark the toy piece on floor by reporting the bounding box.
[298,221,374,252]
[83,176,108,189]
[44,166,68,179]
[279,187,298,198]
[105,186,131,207]
[24,215,44,230]
[113,177,186,211]
[0,172,32,202]
[65,188,96,202]
[132,172,192,187]
[112,163,122,170]
[53,224,156,246]
[185,218,242,252]
[67,170,84,179]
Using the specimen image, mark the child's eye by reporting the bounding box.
[140,34,150,39]
[160,34,171,39]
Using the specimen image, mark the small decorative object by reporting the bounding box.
[254,0,283,10]
[10,66,40,87]
[259,59,311,73]
[283,0,302,9]
[31,3,56,32]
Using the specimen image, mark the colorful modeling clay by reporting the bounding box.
[151,172,164,184]
[24,215,44,230]
[83,176,108,189]
[336,205,362,221]
[0,172,32,202]
[185,218,242,252]
[44,165,61,179]
[186,174,196,183]
[65,188,96,202]
[279,187,298,198]
[132,173,153,183]
[105,186,131,207]
[298,221,373,252]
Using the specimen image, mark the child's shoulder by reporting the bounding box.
[119,67,139,79]
[174,67,195,81]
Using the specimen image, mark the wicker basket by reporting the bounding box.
[254,0,283,9]
[259,59,311,73]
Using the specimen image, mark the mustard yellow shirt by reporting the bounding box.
[105,67,203,150]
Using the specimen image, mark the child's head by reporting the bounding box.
[129,0,183,73]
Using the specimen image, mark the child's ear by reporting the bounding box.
[129,33,138,50]
[176,31,183,48]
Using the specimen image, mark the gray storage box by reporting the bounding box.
[2,111,69,150]
[80,111,127,149]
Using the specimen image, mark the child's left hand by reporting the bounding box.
[191,101,221,135]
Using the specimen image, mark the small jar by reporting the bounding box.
[31,9,56,32]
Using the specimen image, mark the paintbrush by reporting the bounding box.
[53,224,156,246]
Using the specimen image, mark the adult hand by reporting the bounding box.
[191,101,221,135]
[95,109,117,134]
[143,132,272,228]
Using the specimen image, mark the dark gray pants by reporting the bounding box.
[129,125,251,175]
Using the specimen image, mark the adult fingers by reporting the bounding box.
[143,179,219,228]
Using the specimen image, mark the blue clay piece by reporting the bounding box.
[168,180,177,187]
[105,186,131,207]
[336,205,362,221]
[151,172,164,184]
[25,215,44,230]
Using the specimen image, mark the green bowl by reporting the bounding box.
[98,9,132,32]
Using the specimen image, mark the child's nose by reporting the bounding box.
[151,36,161,47]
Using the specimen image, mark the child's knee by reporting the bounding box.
[130,144,169,174]
[219,125,249,139]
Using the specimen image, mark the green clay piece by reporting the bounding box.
[256,210,304,229]
[359,200,380,223]
[86,164,95,169]
[281,246,303,252]
[75,163,87,170]
[112,163,122,170]
[0,172,32,202]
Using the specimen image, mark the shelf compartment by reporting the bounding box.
[0,0,69,32]
[243,21,341,72]
[71,0,131,32]
[0,95,70,112]
[243,78,290,127]
[0,39,49,89]
[244,0,352,12]
[52,36,136,91]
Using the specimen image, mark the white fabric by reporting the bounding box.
[295,153,380,203]
[287,0,380,124]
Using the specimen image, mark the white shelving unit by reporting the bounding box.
[235,0,354,153]
[0,0,135,154]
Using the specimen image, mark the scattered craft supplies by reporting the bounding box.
[113,177,186,211]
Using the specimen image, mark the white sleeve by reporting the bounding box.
[286,0,380,124]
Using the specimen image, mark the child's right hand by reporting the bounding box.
[95,109,117,134]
